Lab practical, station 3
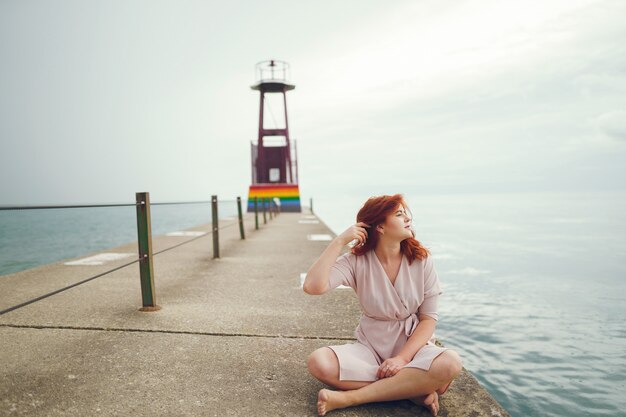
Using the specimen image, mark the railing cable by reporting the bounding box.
[0,258,140,315]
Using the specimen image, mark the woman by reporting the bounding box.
[303,194,463,416]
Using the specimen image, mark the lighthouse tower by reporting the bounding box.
[247,60,301,212]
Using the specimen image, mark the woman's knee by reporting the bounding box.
[307,347,338,380]
[443,350,464,378]
[432,349,463,380]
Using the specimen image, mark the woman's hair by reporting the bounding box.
[350,193,430,264]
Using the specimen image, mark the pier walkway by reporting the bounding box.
[0,211,510,416]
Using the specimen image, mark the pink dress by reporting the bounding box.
[326,249,449,381]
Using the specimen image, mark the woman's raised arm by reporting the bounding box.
[303,221,369,295]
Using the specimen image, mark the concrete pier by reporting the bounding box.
[0,211,510,416]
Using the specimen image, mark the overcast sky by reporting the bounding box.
[1,0,625,207]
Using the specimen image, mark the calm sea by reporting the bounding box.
[315,190,626,417]
[1,191,624,416]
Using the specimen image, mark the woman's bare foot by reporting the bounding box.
[408,391,440,416]
[317,388,349,416]
[436,380,452,396]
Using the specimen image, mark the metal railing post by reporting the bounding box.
[269,197,273,220]
[237,196,245,239]
[262,197,267,224]
[310,197,313,214]
[254,196,259,230]
[135,192,160,312]
[211,194,219,258]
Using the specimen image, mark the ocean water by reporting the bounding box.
[315,190,626,417]
[0,200,241,277]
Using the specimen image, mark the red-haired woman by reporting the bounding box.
[303,194,463,416]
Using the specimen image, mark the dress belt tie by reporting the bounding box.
[403,312,419,337]
[361,312,419,337]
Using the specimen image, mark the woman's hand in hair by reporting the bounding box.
[337,221,370,247]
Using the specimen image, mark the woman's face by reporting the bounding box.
[379,204,413,241]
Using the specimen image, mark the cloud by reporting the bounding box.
[291,0,626,195]
[593,110,626,141]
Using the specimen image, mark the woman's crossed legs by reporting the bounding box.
[306,346,463,416]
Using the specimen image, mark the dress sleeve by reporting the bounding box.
[417,255,443,321]
[328,252,356,290]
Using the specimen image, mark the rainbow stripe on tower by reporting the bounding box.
[247,183,301,213]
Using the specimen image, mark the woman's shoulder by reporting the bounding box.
[341,249,371,258]
[337,250,358,265]
[339,249,372,269]
[338,251,357,260]
[406,252,430,269]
